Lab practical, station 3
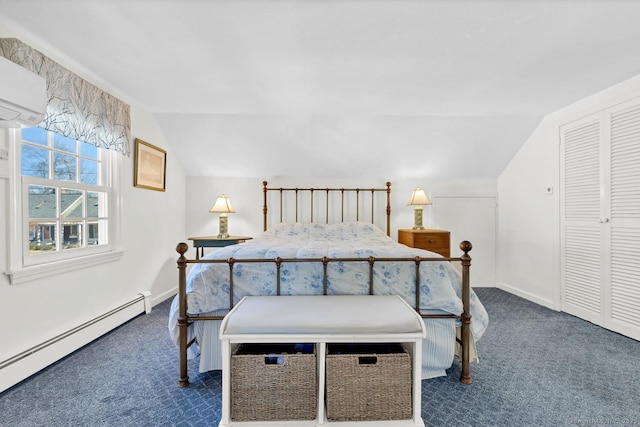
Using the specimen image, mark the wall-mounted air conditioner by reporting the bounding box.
[0,56,46,128]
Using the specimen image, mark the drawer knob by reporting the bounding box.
[429,239,435,243]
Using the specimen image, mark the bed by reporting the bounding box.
[169,181,488,387]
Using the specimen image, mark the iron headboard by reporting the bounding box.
[262,181,392,236]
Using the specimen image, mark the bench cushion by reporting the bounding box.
[222,295,424,336]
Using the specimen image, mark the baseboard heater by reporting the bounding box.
[0,292,151,371]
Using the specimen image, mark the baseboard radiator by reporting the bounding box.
[0,291,151,393]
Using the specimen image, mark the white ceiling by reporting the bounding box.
[2,0,640,179]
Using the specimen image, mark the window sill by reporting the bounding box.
[6,250,124,285]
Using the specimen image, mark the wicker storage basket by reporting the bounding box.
[231,343,317,421]
[325,343,412,421]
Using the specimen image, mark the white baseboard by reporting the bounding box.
[496,282,559,311]
[152,287,177,307]
[0,296,146,393]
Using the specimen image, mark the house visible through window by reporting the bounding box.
[20,127,110,259]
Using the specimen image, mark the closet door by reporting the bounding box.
[561,100,640,341]
[560,114,605,325]
[607,102,640,339]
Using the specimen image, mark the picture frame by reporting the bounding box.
[134,138,166,192]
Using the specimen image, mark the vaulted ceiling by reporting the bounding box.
[2,0,640,179]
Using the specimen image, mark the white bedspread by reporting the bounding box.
[168,222,489,378]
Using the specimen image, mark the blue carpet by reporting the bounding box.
[1,288,639,426]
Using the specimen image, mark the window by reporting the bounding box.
[8,127,122,279]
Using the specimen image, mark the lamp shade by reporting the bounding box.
[209,194,236,213]
[407,188,432,206]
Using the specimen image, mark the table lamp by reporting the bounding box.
[209,194,236,238]
[407,188,431,230]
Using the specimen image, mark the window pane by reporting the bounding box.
[80,142,98,159]
[95,218,108,245]
[87,220,101,245]
[21,127,48,146]
[60,189,83,219]
[29,185,57,219]
[53,152,77,181]
[29,221,56,253]
[61,221,82,249]
[21,144,49,178]
[90,191,109,218]
[87,191,98,217]
[53,134,76,153]
[80,159,99,185]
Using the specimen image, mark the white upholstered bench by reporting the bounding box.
[219,294,426,427]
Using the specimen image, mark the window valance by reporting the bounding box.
[0,38,131,156]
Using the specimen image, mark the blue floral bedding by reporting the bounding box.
[174,222,488,341]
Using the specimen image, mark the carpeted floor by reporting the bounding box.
[1,288,639,426]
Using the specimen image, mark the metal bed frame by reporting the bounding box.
[175,181,473,387]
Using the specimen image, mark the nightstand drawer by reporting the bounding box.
[413,233,449,253]
[398,229,450,257]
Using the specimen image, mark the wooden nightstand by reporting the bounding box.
[398,229,450,257]
[188,236,252,260]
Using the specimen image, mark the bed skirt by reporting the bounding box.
[190,312,475,380]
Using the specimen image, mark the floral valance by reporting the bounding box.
[0,38,131,156]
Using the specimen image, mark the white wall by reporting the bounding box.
[496,118,560,307]
[0,29,186,391]
[497,74,640,309]
[125,107,186,304]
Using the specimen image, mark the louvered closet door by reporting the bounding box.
[561,115,605,325]
[608,102,640,340]
[561,100,640,341]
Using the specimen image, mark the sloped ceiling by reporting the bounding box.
[2,0,640,179]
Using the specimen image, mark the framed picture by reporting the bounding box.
[134,138,166,192]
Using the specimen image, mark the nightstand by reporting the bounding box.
[398,229,450,257]
[188,236,252,260]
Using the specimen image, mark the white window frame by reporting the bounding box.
[6,128,123,284]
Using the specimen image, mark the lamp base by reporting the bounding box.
[413,206,424,230]
[218,214,229,239]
